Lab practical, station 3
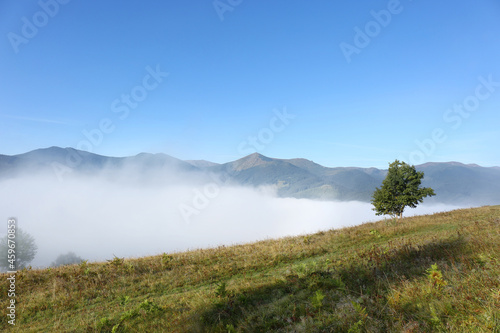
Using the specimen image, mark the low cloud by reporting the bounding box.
[0,172,466,268]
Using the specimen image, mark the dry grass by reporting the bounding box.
[1,205,499,332]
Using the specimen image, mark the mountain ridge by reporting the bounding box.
[1,147,499,205]
[2,146,497,169]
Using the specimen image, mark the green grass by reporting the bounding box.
[1,206,499,332]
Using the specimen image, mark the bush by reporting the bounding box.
[52,251,84,267]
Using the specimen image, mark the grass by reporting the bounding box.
[1,205,499,332]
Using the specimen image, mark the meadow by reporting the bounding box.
[1,205,499,332]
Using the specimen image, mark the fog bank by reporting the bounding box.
[0,174,468,268]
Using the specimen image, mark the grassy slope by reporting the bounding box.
[1,206,499,332]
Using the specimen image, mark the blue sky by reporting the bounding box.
[1,0,499,168]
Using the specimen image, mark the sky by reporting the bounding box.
[1,0,499,168]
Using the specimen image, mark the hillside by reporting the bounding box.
[1,206,499,332]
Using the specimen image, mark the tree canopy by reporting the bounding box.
[52,252,84,267]
[371,160,435,218]
[0,228,38,271]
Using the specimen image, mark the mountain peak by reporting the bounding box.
[239,152,272,161]
[231,153,273,171]
[247,152,267,158]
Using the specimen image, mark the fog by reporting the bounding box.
[0,172,468,268]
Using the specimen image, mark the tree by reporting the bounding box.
[52,252,84,267]
[372,160,435,218]
[0,228,38,271]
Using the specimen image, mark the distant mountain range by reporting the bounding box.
[1,147,499,205]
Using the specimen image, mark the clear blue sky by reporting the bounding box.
[1,0,499,168]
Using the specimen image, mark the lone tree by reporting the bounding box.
[372,160,435,219]
[0,228,38,271]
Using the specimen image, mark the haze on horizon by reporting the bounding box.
[0,168,466,269]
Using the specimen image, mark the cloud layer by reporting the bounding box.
[0,173,467,268]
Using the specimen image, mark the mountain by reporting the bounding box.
[0,147,112,178]
[207,153,346,199]
[202,153,500,204]
[418,162,500,205]
[203,153,388,201]
[0,147,200,184]
[1,147,499,205]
